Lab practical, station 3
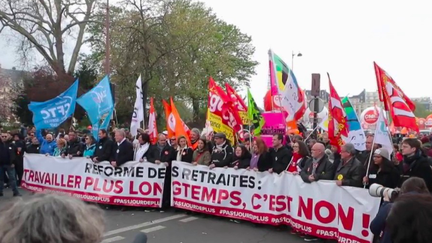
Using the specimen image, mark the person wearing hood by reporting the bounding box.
[399,138,432,192]
[363,148,400,189]
[175,136,193,163]
[35,130,57,155]
[83,135,96,158]
[229,145,251,169]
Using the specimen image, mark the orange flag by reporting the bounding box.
[162,99,175,138]
[148,97,158,144]
[170,97,191,146]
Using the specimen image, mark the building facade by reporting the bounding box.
[412,97,432,111]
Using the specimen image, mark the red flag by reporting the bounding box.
[225,83,248,125]
[328,73,348,150]
[374,62,416,111]
[148,97,158,144]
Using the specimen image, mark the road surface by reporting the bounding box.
[0,189,317,243]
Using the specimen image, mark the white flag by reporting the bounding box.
[374,109,393,155]
[130,75,144,137]
[280,69,305,120]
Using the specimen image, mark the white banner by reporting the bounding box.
[171,161,380,243]
[23,154,165,207]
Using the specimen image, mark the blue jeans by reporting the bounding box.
[0,165,19,194]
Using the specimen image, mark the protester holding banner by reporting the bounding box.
[0,132,20,197]
[135,133,157,163]
[66,131,84,158]
[230,145,251,169]
[269,134,291,173]
[334,143,366,187]
[92,129,114,163]
[192,138,211,165]
[287,141,310,172]
[53,138,67,157]
[250,137,272,171]
[26,136,40,154]
[35,130,56,155]
[300,143,334,183]
[210,133,234,168]
[110,129,134,167]
[175,136,193,163]
[83,135,96,157]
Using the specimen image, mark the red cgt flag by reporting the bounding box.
[327,73,348,150]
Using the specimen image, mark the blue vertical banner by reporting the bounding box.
[28,80,79,129]
[77,75,114,138]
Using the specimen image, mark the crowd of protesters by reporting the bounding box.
[2,124,432,243]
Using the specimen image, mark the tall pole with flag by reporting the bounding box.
[105,0,110,75]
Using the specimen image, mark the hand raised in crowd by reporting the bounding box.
[336,180,343,186]
[111,161,117,167]
[155,160,161,164]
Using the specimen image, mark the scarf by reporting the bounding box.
[250,153,260,169]
[177,146,188,162]
[215,141,226,150]
[287,152,303,172]
[136,143,150,161]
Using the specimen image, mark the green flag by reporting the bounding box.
[247,89,265,135]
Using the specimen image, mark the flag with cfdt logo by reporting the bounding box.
[28,79,79,129]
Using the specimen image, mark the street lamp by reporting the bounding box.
[291,51,302,71]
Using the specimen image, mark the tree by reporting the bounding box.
[414,101,431,118]
[0,0,99,75]
[0,69,20,123]
[86,0,257,125]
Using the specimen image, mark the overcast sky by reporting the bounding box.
[1,0,431,106]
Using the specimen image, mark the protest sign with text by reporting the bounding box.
[171,161,380,243]
[23,154,165,207]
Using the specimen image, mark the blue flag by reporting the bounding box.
[77,75,114,124]
[90,109,113,139]
[28,80,79,129]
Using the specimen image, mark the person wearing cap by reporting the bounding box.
[210,133,233,168]
[363,148,400,189]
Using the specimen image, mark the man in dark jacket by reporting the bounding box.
[92,129,114,163]
[400,138,432,192]
[154,133,175,210]
[210,133,233,168]
[269,134,291,173]
[335,143,366,188]
[0,132,21,196]
[300,143,334,182]
[66,131,84,158]
[110,129,134,167]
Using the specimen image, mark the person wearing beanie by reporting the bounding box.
[363,148,400,189]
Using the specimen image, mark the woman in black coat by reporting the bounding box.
[363,148,400,189]
[230,145,251,169]
[175,136,193,163]
[250,137,272,172]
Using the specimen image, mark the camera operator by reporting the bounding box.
[370,177,429,243]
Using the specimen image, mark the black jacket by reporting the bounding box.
[300,155,334,183]
[400,152,432,192]
[211,142,234,167]
[66,139,84,157]
[0,141,17,166]
[26,144,40,154]
[139,144,159,163]
[93,137,114,162]
[257,152,272,172]
[334,157,366,188]
[269,146,292,173]
[230,152,251,168]
[173,147,194,163]
[366,163,400,189]
[111,140,134,166]
[154,144,175,164]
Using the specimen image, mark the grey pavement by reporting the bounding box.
[0,188,311,243]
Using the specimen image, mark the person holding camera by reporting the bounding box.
[363,148,400,189]
[370,177,430,243]
[399,138,432,192]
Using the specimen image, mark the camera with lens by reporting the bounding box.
[369,184,400,201]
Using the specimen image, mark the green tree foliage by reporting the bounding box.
[413,101,432,118]
[86,0,257,127]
